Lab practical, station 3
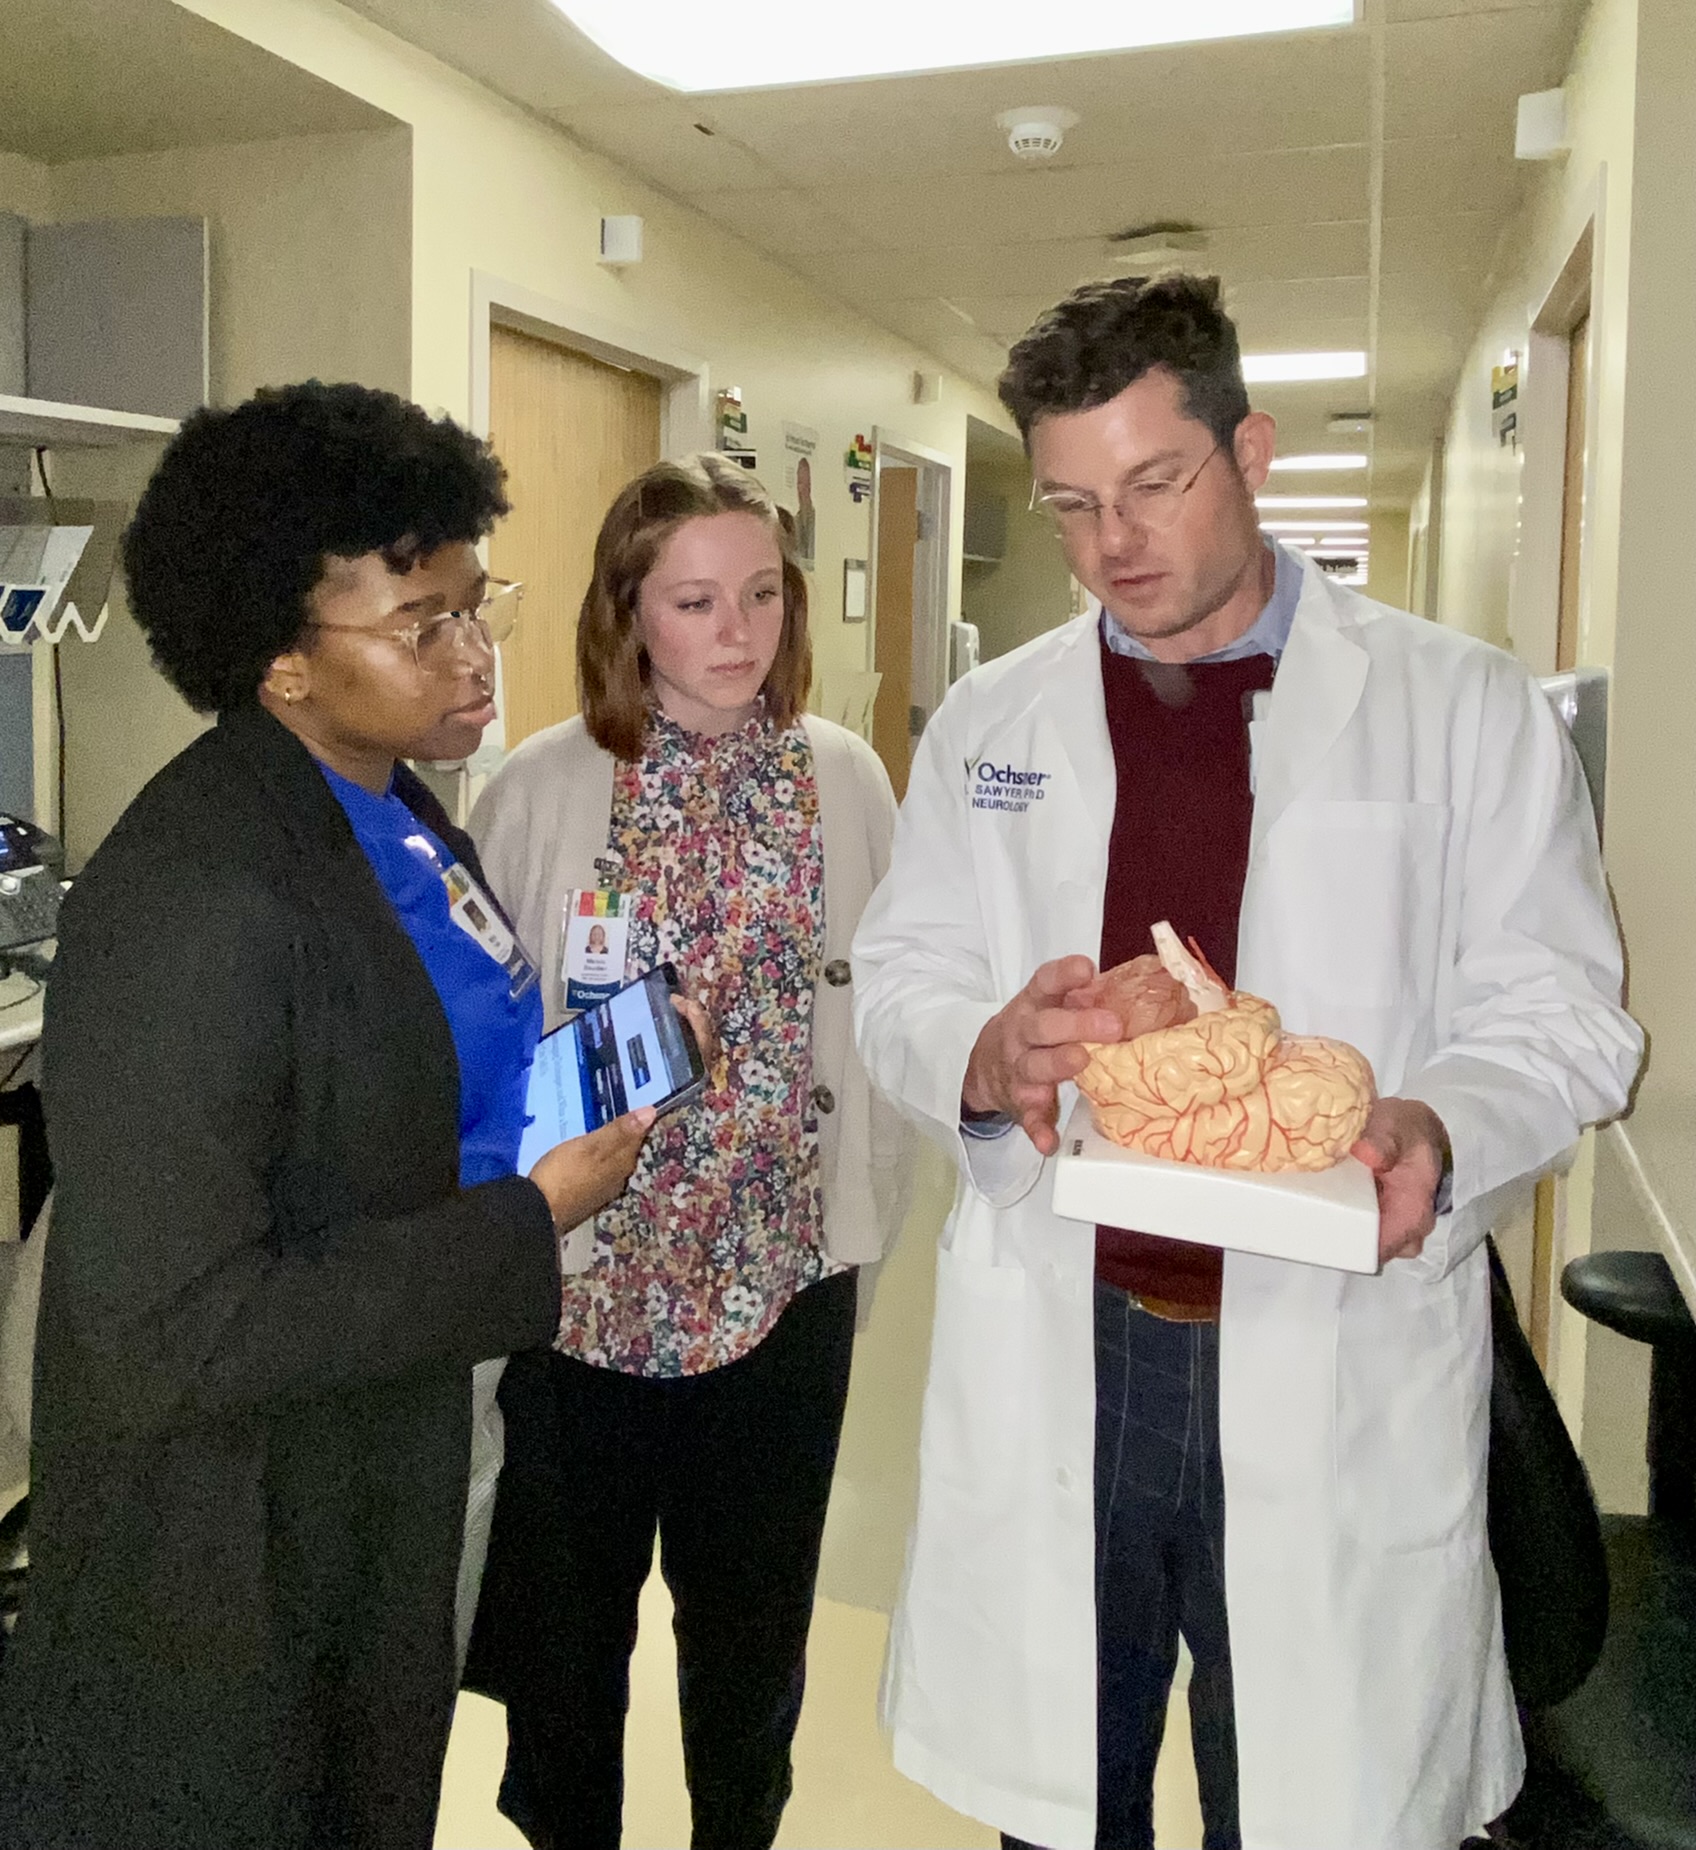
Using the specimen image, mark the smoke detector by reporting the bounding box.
[1109,221,1209,268]
[996,106,1078,162]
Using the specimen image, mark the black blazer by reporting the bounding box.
[0,705,559,1850]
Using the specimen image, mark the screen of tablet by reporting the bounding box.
[517,967,703,1172]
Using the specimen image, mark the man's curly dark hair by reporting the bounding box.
[121,380,511,713]
[998,274,1250,451]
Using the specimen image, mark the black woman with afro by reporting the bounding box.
[0,382,656,1850]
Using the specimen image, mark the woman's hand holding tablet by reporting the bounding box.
[528,1109,657,1231]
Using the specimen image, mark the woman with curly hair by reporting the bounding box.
[0,382,654,1850]
[463,455,914,1850]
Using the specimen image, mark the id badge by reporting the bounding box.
[563,888,632,1014]
[442,862,540,1000]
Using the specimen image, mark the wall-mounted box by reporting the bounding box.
[25,218,208,420]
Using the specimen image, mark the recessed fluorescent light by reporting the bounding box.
[1242,351,1368,384]
[1271,536,1320,548]
[1260,519,1368,533]
[1256,495,1369,510]
[1268,453,1369,472]
[548,0,1357,91]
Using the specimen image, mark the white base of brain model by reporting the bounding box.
[1075,923,1376,1174]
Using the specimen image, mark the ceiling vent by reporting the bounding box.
[1109,221,1209,268]
[1327,411,1375,435]
[996,106,1078,162]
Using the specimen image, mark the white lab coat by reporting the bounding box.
[851,557,1643,1850]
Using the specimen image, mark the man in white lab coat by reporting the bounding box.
[851,275,1642,1850]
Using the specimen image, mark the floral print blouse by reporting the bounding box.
[556,707,835,1377]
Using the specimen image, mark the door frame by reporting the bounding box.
[868,428,954,732]
[1508,172,1608,676]
[469,270,711,457]
[1498,172,1608,1415]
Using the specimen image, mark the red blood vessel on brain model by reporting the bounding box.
[1075,922,1376,1174]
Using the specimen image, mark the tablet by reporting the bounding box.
[516,964,706,1172]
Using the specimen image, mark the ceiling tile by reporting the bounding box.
[1223,274,1372,345]
[689,27,1371,129]
[944,286,1368,352]
[1382,132,1528,217]
[340,0,653,111]
[1378,269,1495,339]
[806,144,1369,250]
[944,294,1084,341]
[686,186,875,256]
[788,220,1373,303]
[559,101,780,193]
[698,84,1368,190]
[871,299,1009,384]
[1386,0,1577,21]
[787,241,1125,303]
[1380,209,1505,279]
[1383,4,1584,140]
[1055,144,1373,236]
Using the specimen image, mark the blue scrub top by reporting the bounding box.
[320,762,542,1188]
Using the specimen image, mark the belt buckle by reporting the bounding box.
[1129,1292,1218,1325]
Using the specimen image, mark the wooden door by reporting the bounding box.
[872,466,918,799]
[487,324,662,749]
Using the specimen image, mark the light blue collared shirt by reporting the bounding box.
[1099,541,1303,665]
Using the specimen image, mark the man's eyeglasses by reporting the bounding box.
[305,578,523,671]
[1030,445,1223,538]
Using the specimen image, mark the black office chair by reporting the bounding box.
[0,1079,51,1257]
[1503,1251,1696,1850]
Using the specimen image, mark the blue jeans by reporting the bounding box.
[1006,1283,1240,1850]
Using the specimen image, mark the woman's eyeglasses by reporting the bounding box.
[307,578,524,671]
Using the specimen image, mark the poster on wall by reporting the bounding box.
[782,421,818,570]
[1491,356,1519,448]
[716,386,756,468]
[844,432,874,505]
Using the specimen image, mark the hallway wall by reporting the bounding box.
[1596,0,1696,1340]
[961,449,1076,663]
[1365,508,1411,611]
[1431,0,1636,659]
[1428,0,1696,1474]
[0,153,51,224]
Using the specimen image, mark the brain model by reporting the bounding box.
[1075,922,1376,1174]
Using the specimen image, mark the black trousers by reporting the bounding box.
[466,1268,856,1850]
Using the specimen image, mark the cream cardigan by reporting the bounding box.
[468,712,915,1272]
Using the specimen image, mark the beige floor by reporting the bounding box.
[435,1578,1205,1849]
[436,1145,1204,1849]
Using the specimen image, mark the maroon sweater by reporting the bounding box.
[1095,634,1277,1309]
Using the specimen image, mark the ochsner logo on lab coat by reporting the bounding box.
[965,754,1051,813]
